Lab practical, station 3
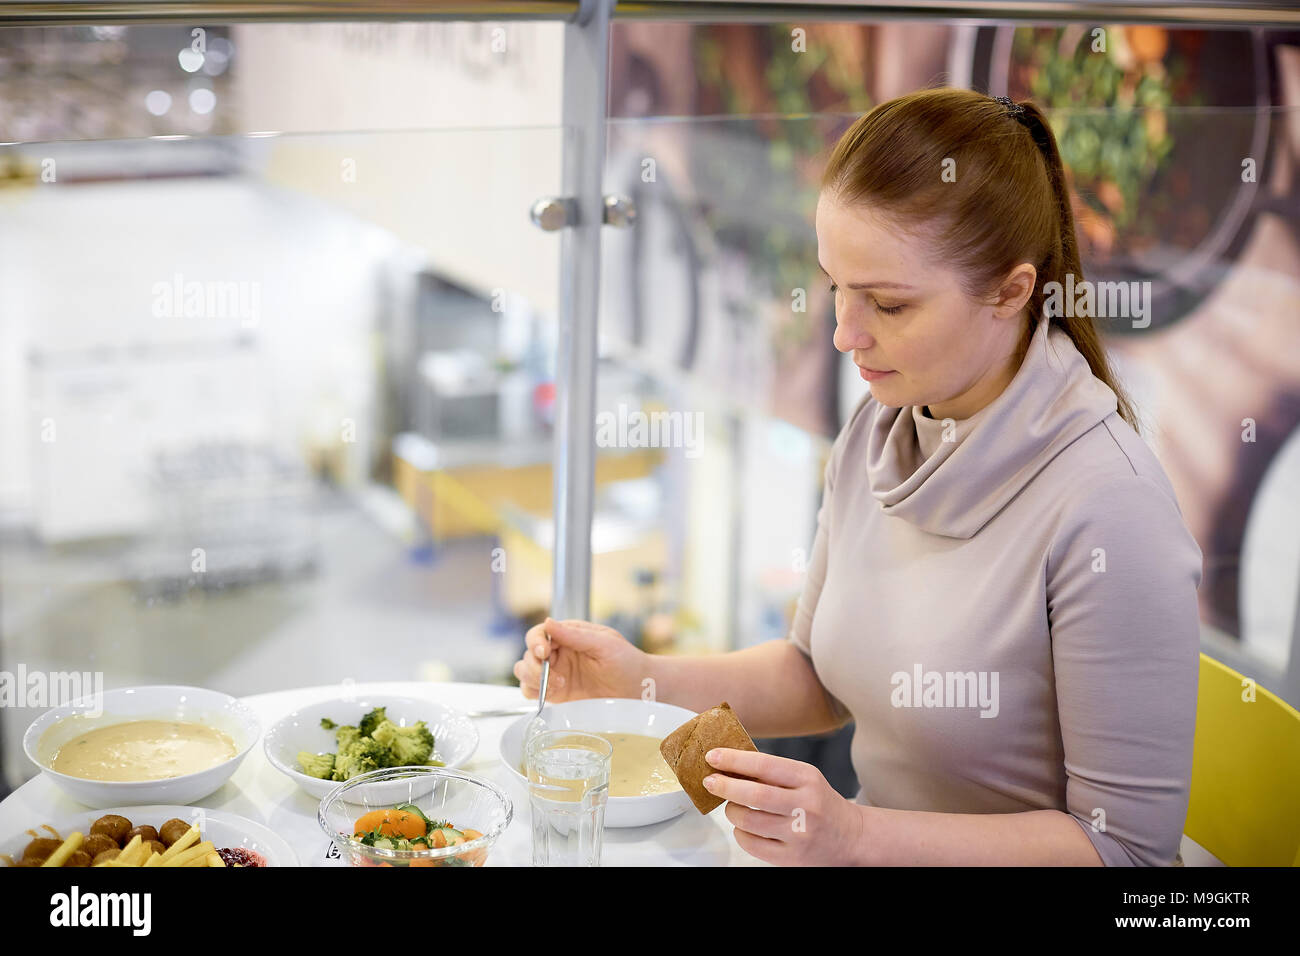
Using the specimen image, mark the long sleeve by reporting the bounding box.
[1047,472,1204,866]
[787,397,870,723]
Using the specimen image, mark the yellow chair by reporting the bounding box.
[1184,653,1300,866]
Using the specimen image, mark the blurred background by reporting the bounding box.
[1,12,1298,798]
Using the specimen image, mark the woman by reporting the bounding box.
[514,88,1203,867]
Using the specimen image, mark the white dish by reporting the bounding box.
[23,686,261,810]
[1,804,297,867]
[499,698,698,828]
[264,694,479,799]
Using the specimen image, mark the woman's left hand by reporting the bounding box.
[703,748,868,866]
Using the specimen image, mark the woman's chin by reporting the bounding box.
[866,381,908,405]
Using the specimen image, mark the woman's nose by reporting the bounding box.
[833,313,874,354]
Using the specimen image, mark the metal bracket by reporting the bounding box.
[529,193,636,231]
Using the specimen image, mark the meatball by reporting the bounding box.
[83,833,118,858]
[145,840,166,859]
[90,814,132,844]
[21,837,64,864]
[159,819,191,847]
[65,850,92,867]
[125,825,159,845]
[92,848,121,865]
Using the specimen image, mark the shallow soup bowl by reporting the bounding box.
[23,685,260,809]
[499,698,698,828]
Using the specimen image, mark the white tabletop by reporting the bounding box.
[0,681,763,867]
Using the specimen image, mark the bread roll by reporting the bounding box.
[659,702,758,814]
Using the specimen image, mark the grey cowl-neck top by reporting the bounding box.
[789,313,1203,866]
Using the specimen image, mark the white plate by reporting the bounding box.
[23,686,261,810]
[1,804,298,867]
[264,694,479,799]
[499,698,698,828]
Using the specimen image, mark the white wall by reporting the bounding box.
[0,176,406,536]
[230,22,565,311]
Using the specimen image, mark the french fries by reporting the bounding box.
[116,834,145,867]
[40,831,83,868]
[167,841,215,868]
[91,822,224,867]
[157,824,199,862]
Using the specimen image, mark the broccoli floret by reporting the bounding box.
[330,733,388,781]
[371,719,436,767]
[335,724,361,752]
[357,707,388,738]
[297,751,336,779]
[320,717,337,730]
[332,745,383,781]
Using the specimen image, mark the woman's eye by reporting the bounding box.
[874,300,905,315]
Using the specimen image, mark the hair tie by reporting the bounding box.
[994,95,1025,119]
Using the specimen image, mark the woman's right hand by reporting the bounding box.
[513,617,647,702]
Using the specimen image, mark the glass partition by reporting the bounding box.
[0,21,570,789]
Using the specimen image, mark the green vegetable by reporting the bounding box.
[331,735,387,781]
[305,710,441,783]
[394,803,433,829]
[357,707,388,738]
[335,725,361,751]
[296,751,336,779]
[371,719,436,767]
[434,826,464,843]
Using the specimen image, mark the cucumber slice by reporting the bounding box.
[394,803,433,830]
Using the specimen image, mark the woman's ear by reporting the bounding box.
[992,263,1037,319]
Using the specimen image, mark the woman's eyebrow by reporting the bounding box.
[817,262,915,291]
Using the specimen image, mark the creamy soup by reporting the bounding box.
[521,732,681,797]
[603,733,680,797]
[51,720,237,782]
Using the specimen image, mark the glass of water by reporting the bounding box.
[525,731,611,867]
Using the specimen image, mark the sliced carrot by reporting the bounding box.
[429,829,448,849]
[461,828,483,840]
[353,809,427,841]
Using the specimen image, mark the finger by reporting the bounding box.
[524,623,553,660]
[724,801,795,842]
[542,618,615,652]
[730,825,785,865]
[702,772,797,815]
[705,748,806,788]
[514,652,542,685]
[513,662,537,697]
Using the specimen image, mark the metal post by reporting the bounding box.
[549,0,613,622]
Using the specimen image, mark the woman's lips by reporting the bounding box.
[858,366,895,382]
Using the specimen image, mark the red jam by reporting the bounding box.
[216,847,267,867]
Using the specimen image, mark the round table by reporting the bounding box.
[0,681,763,867]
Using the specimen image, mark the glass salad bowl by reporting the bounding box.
[319,766,513,867]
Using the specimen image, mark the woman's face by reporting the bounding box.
[814,191,1034,421]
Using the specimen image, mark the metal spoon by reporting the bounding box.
[522,627,553,757]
